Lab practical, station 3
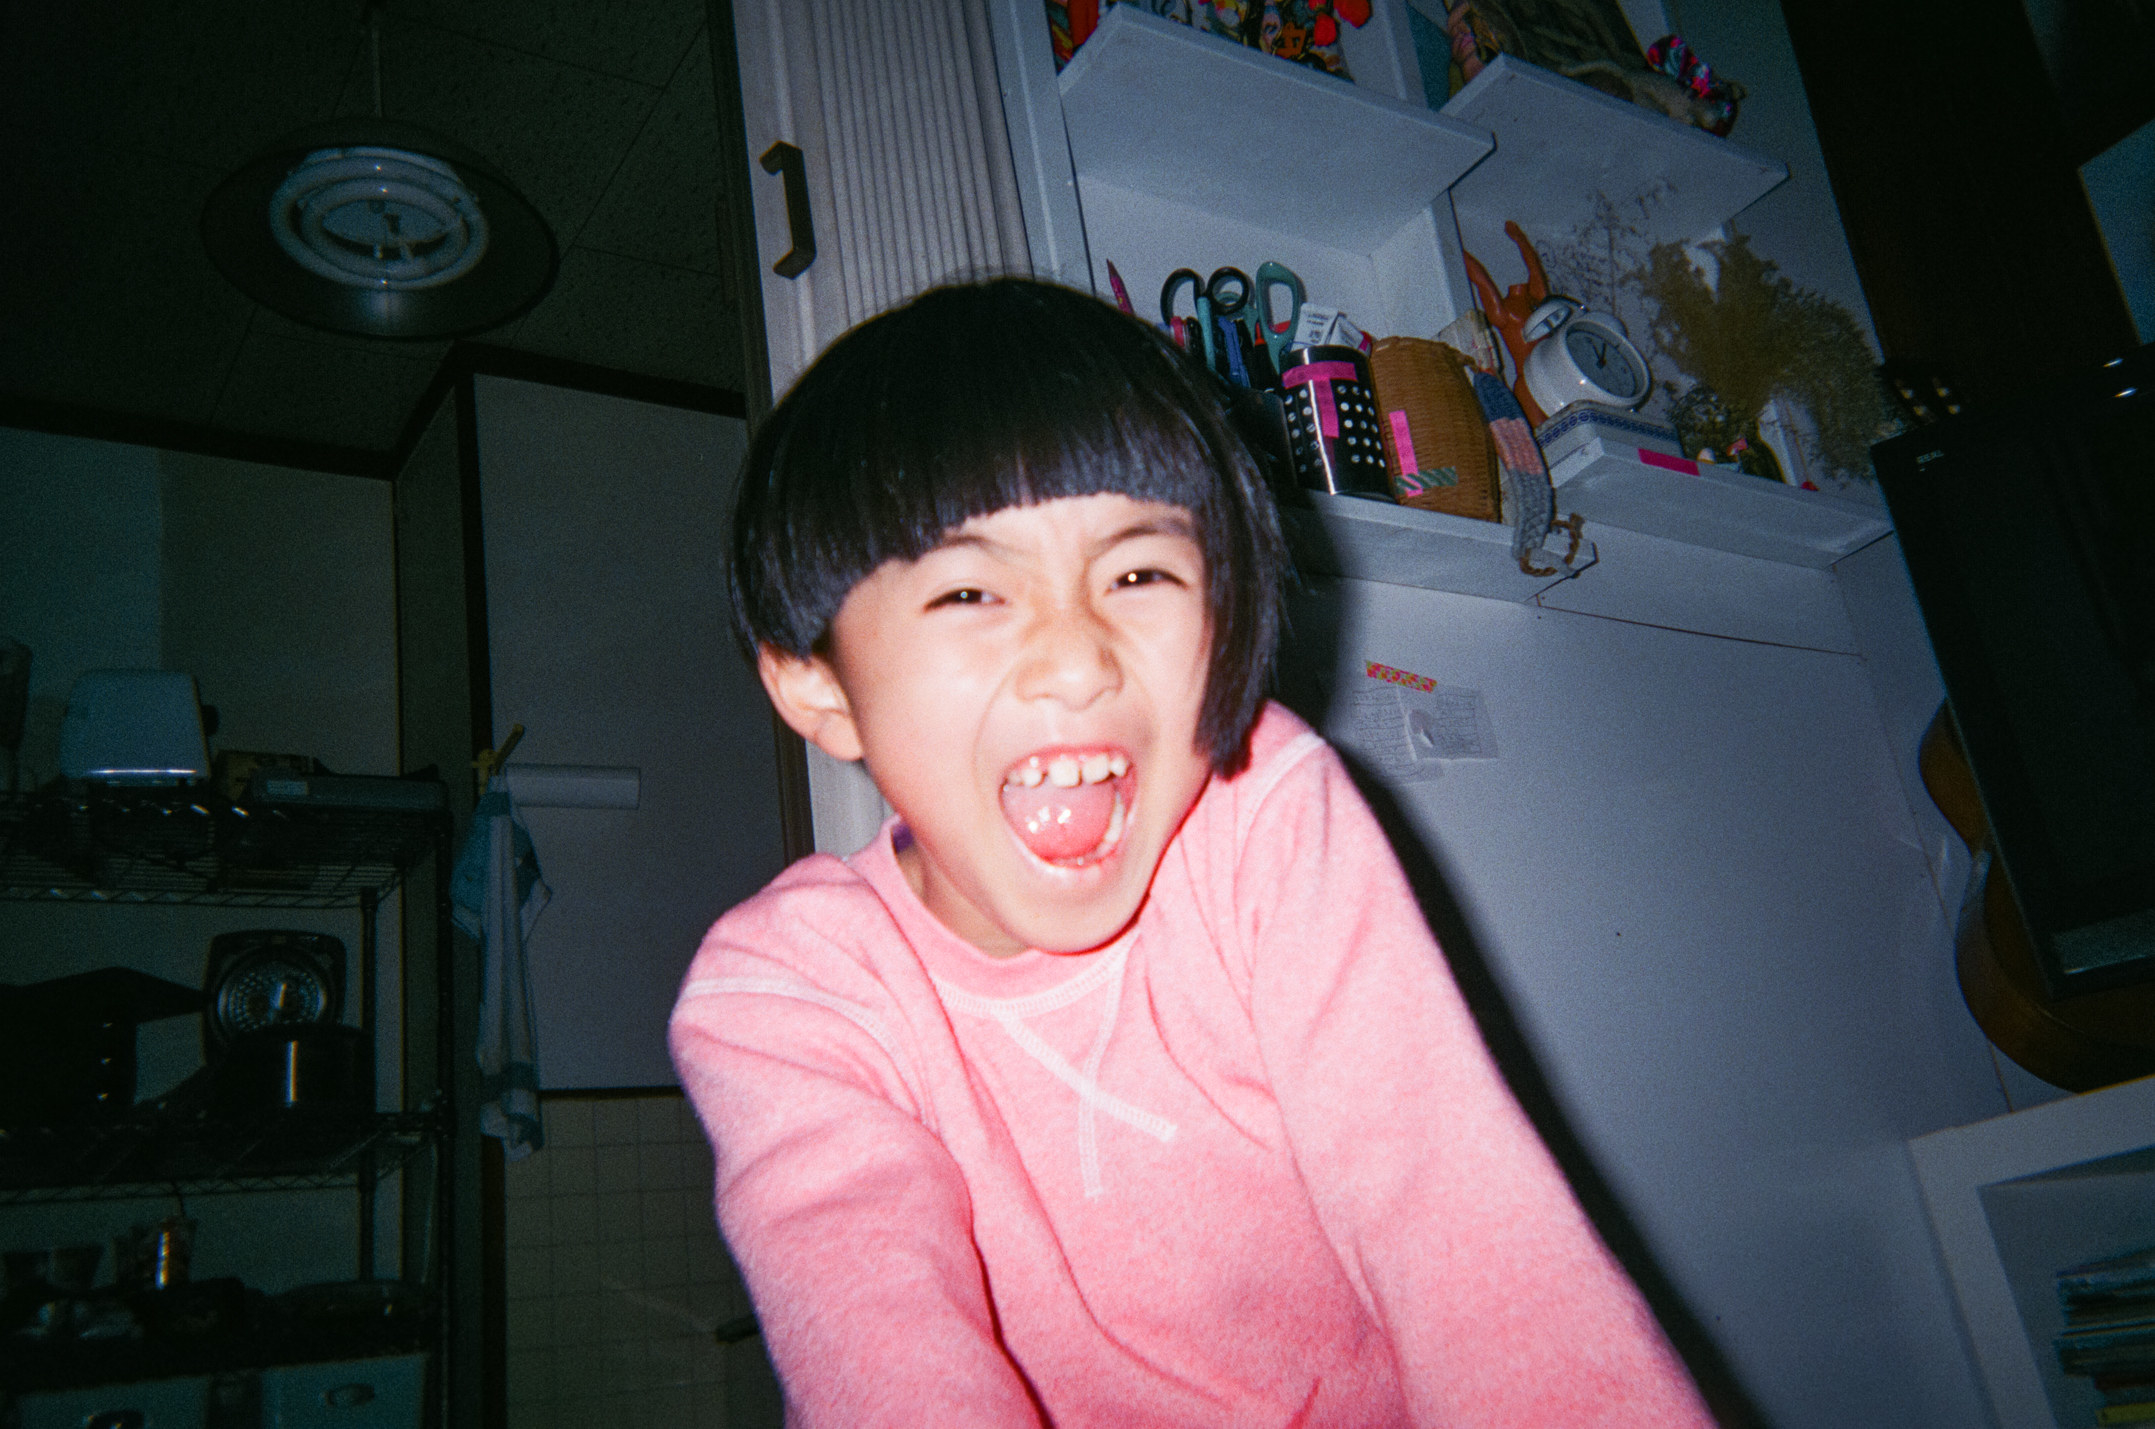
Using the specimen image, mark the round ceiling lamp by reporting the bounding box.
[203,116,556,340]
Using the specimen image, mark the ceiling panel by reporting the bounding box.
[3,2,360,175]
[0,142,254,423]
[575,28,724,275]
[332,17,665,247]
[511,247,741,391]
[393,0,706,87]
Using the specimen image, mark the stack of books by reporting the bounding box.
[2057,1245,2155,1425]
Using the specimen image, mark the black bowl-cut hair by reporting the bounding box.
[729,276,1288,777]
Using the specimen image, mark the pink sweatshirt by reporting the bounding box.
[670,704,1711,1427]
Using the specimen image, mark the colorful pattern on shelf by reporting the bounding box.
[0,789,443,907]
[1048,0,1369,76]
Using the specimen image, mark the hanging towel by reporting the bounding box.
[451,774,550,1160]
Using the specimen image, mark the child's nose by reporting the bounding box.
[1015,603,1121,708]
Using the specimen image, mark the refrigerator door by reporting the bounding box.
[725,0,1032,858]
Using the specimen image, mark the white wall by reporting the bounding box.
[1,427,163,788]
[1668,0,1879,349]
[473,377,787,1089]
[1282,542,2004,1426]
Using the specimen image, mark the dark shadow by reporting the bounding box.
[1332,746,1774,1429]
[1268,563,1766,1425]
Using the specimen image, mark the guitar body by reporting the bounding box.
[1922,707,2155,1092]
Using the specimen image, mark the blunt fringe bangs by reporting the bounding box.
[730,277,1287,775]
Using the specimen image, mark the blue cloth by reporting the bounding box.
[451,776,550,1159]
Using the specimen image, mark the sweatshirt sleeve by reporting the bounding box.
[1234,735,1714,1427]
[668,870,1044,1429]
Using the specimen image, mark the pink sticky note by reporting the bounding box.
[1388,410,1417,475]
[1638,449,1701,475]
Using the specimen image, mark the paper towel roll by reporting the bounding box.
[504,764,640,809]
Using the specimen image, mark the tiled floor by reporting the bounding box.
[501,1093,755,1427]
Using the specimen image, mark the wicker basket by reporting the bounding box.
[1367,337,1502,522]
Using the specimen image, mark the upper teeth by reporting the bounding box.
[1008,753,1125,788]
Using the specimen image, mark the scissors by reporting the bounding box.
[1161,267,1255,377]
[1255,262,1306,374]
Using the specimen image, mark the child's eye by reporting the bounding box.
[927,587,994,609]
[1113,568,1180,589]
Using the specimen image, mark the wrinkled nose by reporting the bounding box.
[1015,602,1121,709]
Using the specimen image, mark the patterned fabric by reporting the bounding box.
[1469,370,1560,570]
[1052,0,1367,75]
[1645,34,1743,136]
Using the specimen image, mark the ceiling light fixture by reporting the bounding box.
[200,8,554,339]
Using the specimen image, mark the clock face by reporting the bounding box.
[1563,321,1643,400]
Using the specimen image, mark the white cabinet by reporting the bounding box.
[990,0,1890,597]
[1056,8,1488,346]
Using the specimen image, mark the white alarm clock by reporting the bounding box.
[1519,298,1652,418]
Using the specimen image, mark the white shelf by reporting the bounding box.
[1548,437,1890,568]
[1281,491,1595,601]
[1910,1075,2155,1429]
[1440,54,1786,251]
[1059,7,1491,251]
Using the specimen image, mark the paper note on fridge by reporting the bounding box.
[1327,663,1497,782]
[1407,687,1497,761]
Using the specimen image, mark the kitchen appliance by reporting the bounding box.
[58,670,212,785]
[0,968,203,1126]
[211,1025,373,1116]
[203,931,345,1053]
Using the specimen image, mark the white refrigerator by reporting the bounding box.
[727,2,2020,1421]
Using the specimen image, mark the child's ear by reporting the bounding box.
[757,644,865,762]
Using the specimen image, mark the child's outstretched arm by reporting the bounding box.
[669,862,1045,1428]
[1224,728,1716,1426]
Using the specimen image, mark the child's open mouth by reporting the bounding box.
[1000,749,1132,867]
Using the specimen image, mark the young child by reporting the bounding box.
[669,278,1713,1426]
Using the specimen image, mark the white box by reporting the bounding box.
[262,1354,424,1429]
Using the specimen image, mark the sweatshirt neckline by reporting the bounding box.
[850,820,1140,1002]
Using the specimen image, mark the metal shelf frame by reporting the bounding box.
[0,784,454,1413]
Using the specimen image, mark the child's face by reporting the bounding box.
[760,493,1215,957]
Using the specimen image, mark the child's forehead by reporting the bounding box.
[919,493,1201,557]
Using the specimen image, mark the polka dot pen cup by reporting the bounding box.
[1280,345,1390,499]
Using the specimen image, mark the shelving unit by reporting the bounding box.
[0,792,439,908]
[1058,9,1490,251]
[1439,53,1787,258]
[0,786,452,1412]
[1030,3,1882,605]
[0,1111,436,1207]
[1281,491,1594,600]
[1547,439,1893,568]
[1910,1075,2155,1429]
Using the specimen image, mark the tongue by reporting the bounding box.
[1001,779,1116,862]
